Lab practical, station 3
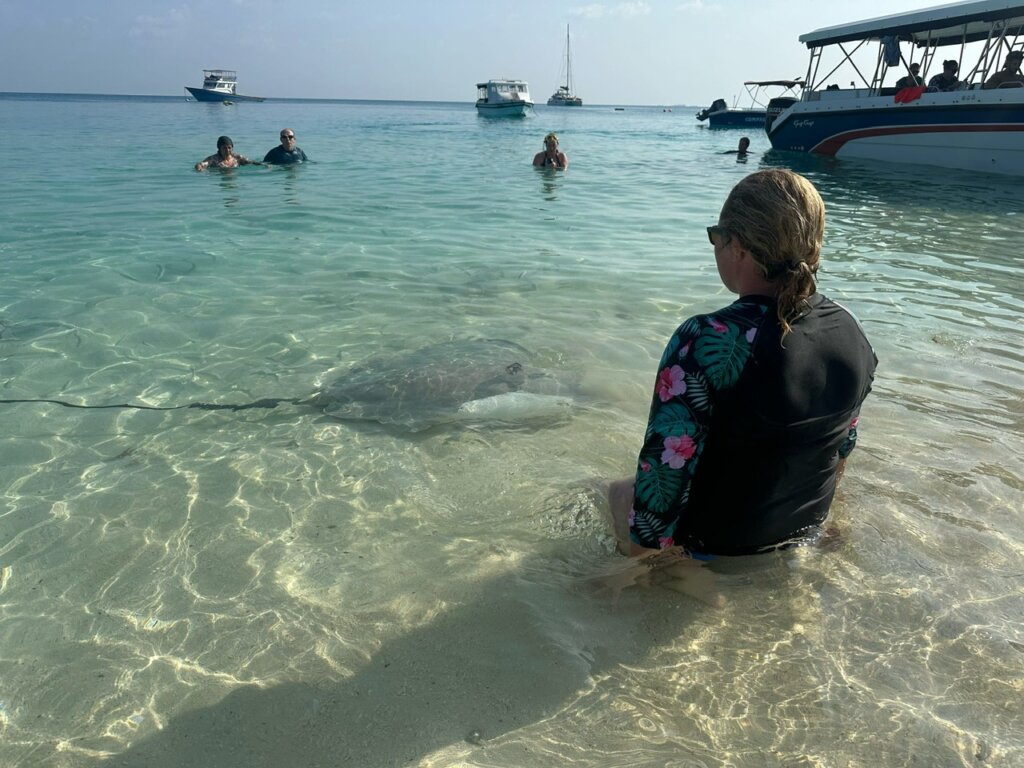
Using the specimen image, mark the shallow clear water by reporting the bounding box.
[0,94,1021,767]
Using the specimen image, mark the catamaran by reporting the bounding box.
[765,0,1024,175]
[548,25,583,107]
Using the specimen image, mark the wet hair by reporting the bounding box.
[718,169,825,338]
[216,135,233,148]
[544,132,559,145]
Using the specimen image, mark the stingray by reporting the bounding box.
[310,339,576,430]
[0,338,577,432]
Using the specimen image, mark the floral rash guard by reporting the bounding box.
[630,293,876,556]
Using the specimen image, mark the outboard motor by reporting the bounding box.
[696,98,728,121]
[765,96,798,132]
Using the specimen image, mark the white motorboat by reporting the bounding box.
[475,80,534,117]
[185,70,264,102]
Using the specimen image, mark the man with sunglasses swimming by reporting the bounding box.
[263,128,309,164]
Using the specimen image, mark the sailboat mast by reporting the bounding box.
[565,25,572,92]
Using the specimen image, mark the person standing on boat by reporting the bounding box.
[533,132,569,169]
[194,136,259,171]
[263,128,308,164]
[983,50,1024,89]
[607,169,877,560]
[894,62,924,89]
[928,60,961,91]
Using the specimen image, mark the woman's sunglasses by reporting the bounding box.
[707,225,731,245]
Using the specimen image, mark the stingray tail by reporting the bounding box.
[0,396,309,412]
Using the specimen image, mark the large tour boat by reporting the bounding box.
[475,80,534,117]
[185,70,265,103]
[765,0,1024,175]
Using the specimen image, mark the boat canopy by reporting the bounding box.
[800,0,1024,48]
[743,79,804,87]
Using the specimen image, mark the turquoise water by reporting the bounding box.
[0,93,1021,767]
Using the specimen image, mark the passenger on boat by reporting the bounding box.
[983,50,1024,89]
[928,60,961,91]
[263,128,308,164]
[608,169,877,560]
[533,132,569,169]
[194,136,259,171]
[894,63,924,89]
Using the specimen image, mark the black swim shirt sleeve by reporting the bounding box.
[629,300,767,549]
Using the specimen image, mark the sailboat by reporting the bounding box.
[547,25,582,107]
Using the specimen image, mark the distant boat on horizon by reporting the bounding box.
[185,70,264,103]
[547,25,582,107]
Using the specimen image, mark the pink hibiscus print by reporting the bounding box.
[640,460,651,472]
[659,536,675,549]
[709,318,728,333]
[746,327,757,343]
[656,365,686,402]
[679,341,692,359]
[661,435,696,469]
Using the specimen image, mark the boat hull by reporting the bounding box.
[186,87,265,103]
[475,101,534,117]
[767,91,1024,175]
[547,97,582,107]
[707,108,767,128]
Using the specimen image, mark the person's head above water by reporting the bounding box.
[544,132,559,148]
[279,128,296,147]
[738,136,751,152]
[216,135,234,156]
[716,169,824,336]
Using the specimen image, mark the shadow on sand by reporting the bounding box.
[99,545,716,768]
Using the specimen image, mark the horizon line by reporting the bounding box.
[0,90,699,109]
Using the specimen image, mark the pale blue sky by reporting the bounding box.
[1,0,943,105]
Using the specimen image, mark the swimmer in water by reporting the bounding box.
[533,132,569,169]
[263,128,309,164]
[722,137,751,156]
[194,136,260,171]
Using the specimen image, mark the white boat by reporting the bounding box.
[696,80,803,128]
[765,0,1024,175]
[548,25,583,107]
[185,69,264,102]
[475,80,534,117]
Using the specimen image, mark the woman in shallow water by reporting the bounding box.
[533,132,569,169]
[194,135,259,171]
[610,169,877,563]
